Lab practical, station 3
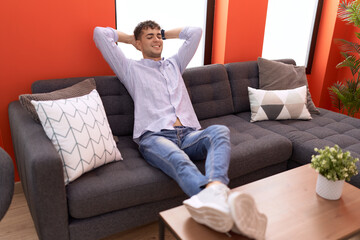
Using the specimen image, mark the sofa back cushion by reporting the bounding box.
[32,76,134,136]
[31,64,234,136]
[225,59,296,113]
[182,64,234,120]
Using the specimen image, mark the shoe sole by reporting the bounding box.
[183,199,233,233]
[228,192,267,240]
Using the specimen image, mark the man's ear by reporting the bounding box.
[135,40,142,51]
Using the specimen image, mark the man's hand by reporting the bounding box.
[129,35,140,51]
[116,30,140,51]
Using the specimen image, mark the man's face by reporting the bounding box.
[136,28,163,61]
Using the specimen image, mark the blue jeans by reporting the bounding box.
[139,125,231,196]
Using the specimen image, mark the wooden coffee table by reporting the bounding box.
[159,164,360,240]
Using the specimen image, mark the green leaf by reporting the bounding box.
[335,38,360,55]
[310,144,359,181]
[328,82,345,111]
[338,0,360,27]
[333,0,360,116]
[355,32,360,39]
[336,56,360,77]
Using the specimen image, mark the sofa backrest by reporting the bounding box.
[30,59,296,136]
[183,64,234,120]
[32,76,134,137]
[31,64,234,136]
[225,59,296,113]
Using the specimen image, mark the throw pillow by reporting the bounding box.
[19,78,96,123]
[248,86,312,122]
[257,57,320,114]
[31,89,123,184]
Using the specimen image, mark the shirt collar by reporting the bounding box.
[140,57,165,66]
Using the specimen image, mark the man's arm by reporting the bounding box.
[163,28,183,39]
[93,27,132,82]
[171,27,202,73]
[115,30,139,50]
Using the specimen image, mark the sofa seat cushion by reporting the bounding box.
[199,115,292,179]
[66,136,186,219]
[236,109,360,187]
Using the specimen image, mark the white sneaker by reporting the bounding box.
[228,192,267,240]
[183,183,234,233]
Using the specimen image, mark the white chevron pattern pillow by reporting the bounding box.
[31,89,123,184]
[248,86,312,122]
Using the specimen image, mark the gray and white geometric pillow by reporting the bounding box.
[248,86,312,122]
[31,89,123,184]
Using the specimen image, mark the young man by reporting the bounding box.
[93,21,267,239]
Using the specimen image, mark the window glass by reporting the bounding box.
[116,0,208,68]
[262,0,319,67]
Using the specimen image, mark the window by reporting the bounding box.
[115,0,213,68]
[262,0,323,73]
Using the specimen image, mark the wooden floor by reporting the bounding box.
[2,184,360,240]
[0,183,176,240]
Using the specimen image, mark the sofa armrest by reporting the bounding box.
[8,101,70,240]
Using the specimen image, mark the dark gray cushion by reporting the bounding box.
[225,59,296,114]
[257,57,320,114]
[183,64,234,120]
[20,78,96,123]
[236,108,360,187]
[199,115,292,179]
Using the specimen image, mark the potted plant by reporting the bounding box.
[329,0,360,117]
[310,145,359,200]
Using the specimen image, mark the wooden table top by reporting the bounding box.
[160,165,360,240]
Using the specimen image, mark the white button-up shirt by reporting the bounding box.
[93,26,202,140]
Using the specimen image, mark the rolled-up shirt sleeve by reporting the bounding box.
[175,27,202,73]
[93,27,129,82]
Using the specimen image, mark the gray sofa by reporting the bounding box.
[8,59,360,240]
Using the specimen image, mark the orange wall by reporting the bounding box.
[225,0,268,63]
[212,0,229,64]
[213,0,268,63]
[0,0,116,181]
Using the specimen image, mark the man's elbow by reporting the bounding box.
[191,27,202,40]
[195,27,202,35]
[182,26,202,39]
[93,26,104,40]
[193,27,202,41]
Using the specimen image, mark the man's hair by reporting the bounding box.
[134,20,161,40]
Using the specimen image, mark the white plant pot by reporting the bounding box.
[316,174,345,200]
